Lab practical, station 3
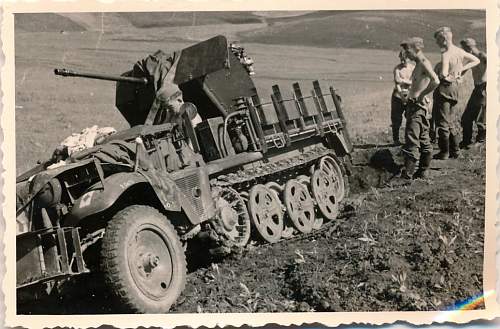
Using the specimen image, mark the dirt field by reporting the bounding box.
[18,145,485,314]
[14,11,485,314]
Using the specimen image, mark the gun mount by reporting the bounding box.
[54,68,148,85]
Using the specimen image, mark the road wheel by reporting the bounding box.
[213,187,251,247]
[248,184,284,243]
[283,179,315,234]
[100,205,186,313]
[319,155,346,202]
[311,169,339,221]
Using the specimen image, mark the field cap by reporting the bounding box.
[460,38,477,47]
[434,26,452,38]
[400,37,424,49]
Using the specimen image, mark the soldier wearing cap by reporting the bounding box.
[433,27,480,159]
[391,50,415,145]
[399,37,440,179]
[459,37,487,148]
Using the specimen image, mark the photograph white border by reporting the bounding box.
[2,0,499,328]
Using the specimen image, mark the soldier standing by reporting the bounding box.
[433,27,479,159]
[429,61,442,144]
[399,37,440,179]
[391,50,415,145]
[459,38,487,149]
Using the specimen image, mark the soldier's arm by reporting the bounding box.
[461,50,480,72]
[393,66,403,83]
[393,66,403,92]
[417,58,440,102]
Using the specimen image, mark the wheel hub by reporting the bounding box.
[127,227,173,300]
[220,206,238,231]
[139,253,160,275]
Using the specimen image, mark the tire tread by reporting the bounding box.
[100,205,186,313]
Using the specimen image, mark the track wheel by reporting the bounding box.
[319,156,346,202]
[248,184,284,243]
[311,169,339,221]
[100,205,186,313]
[214,187,251,247]
[283,179,315,234]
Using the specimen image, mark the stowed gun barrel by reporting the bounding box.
[54,68,149,85]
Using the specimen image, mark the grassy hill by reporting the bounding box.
[118,11,262,28]
[15,10,485,51]
[15,13,86,32]
[15,12,264,32]
[240,10,486,51]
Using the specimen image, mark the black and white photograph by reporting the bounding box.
[4,1,499,327]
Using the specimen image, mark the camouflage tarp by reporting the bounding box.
[116,50,182,126]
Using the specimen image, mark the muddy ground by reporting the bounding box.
[172,145,485,313]
[18,143,485,314]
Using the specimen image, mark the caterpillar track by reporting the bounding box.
[204,145,350,255]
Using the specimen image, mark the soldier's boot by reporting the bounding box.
[449,134,460,159]
[459,140,473,150]
[459,127,473,149]
[460,123,473,149]
[476,129,486,143]
[401,157,417,179]
[413,152,432,179]
[434,135,449,160]
[392,127,401,146]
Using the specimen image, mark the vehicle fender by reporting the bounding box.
[66,171,199,226]
[65,172,149,226]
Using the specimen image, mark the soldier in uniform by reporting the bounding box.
[459,38,487,149]
[433,27,479,159]
[399,37,440,179]
[391,50,415,145]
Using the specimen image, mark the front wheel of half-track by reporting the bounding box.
[100,205,186,313]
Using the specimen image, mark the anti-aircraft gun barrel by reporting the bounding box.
[54,68,149,85]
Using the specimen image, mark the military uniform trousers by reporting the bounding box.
[391,92,408,143]
[434,81,460,154]
[461,82,486,144]
[429,89,440,142]
[403,103,432,161]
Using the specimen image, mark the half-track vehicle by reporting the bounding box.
[16,35,353,313]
